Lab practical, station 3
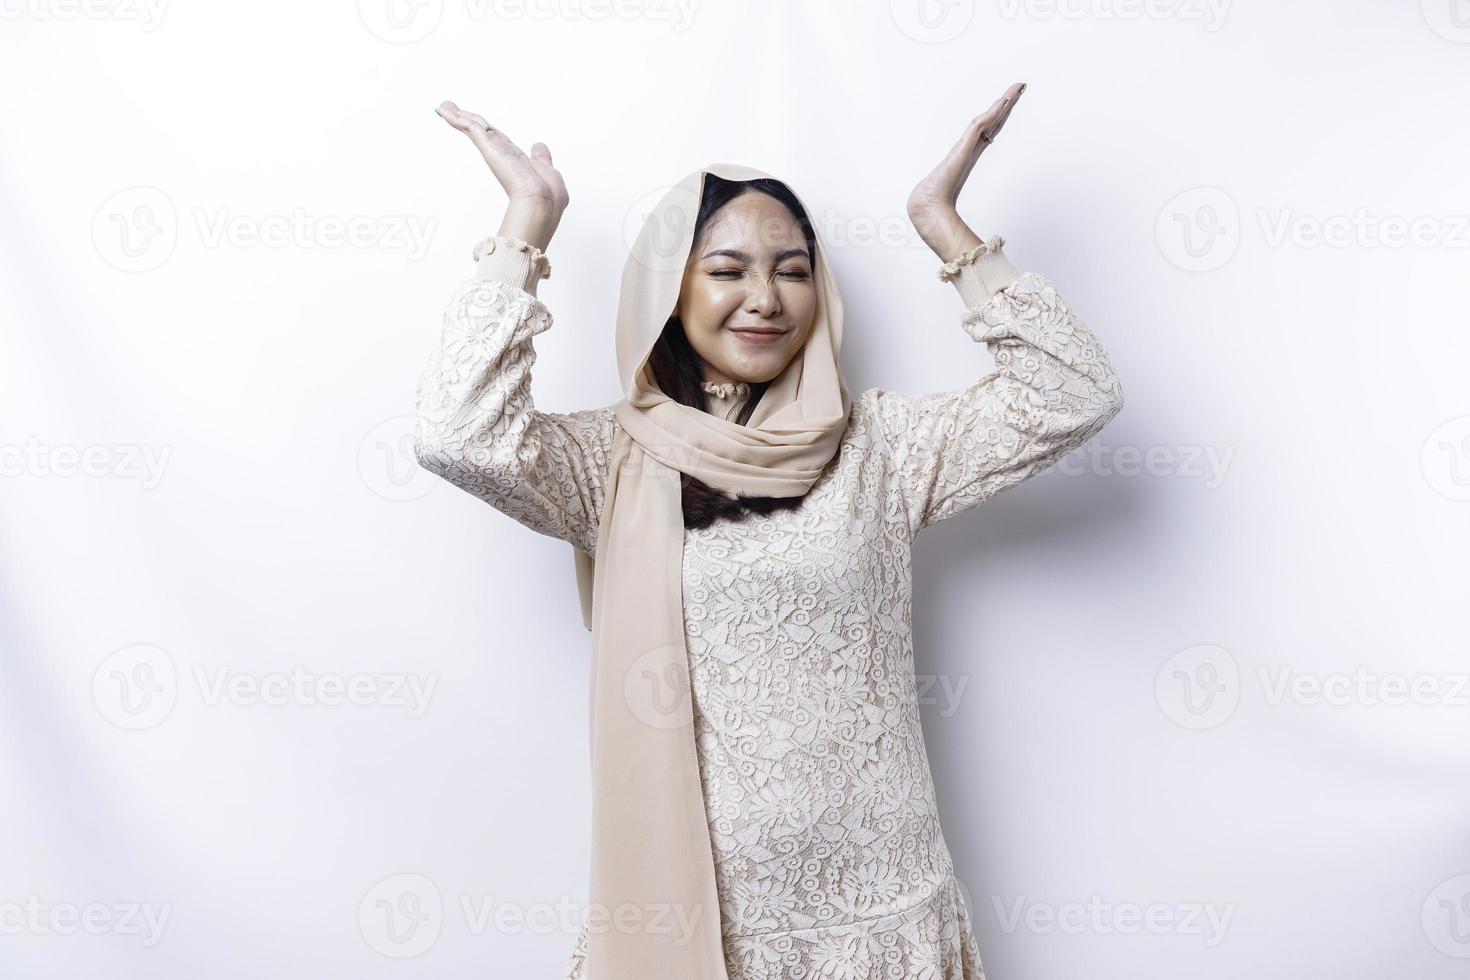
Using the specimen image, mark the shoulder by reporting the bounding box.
[577,403,618,424]
[568,403,619,445]
[843,382,981,458]
[840,386,900,457]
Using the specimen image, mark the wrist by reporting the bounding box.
[937,235,1020,307]
[472,234,552,297]
[498,199,559,252]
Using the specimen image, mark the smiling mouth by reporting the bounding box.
[729,326,786,345]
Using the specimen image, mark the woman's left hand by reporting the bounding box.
[907,81,1026,261]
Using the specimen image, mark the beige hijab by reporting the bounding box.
[568,163,851,979]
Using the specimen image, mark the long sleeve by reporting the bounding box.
[412,236,614,557]
[870,239,1125,537]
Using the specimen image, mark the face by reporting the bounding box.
[673,191,817,387]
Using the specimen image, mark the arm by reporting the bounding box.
[871,238,1125,536]
[413,236,614,556]
[414,101,612,555]
[887,82,1124,535]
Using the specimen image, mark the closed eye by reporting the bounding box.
[710,269,811,280]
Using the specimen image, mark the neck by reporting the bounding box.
[701,366,742,387]
[701,378,750,395]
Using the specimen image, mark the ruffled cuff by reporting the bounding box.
[937,235,1020,308]
[471,235,552,297]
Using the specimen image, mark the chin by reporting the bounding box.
[722,349,794,384]
[726,363,784,385]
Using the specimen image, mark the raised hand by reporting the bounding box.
[435,100,568,251]
[907,81,1026,261]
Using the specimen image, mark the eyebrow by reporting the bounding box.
[700,247,811,264]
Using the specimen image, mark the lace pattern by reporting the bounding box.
[413,259,1124,980]
[561,874,983,979]
[702,379,752,400]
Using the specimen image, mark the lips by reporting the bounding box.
[729,326,786,345]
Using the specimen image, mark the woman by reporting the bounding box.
[415,83,1124,980]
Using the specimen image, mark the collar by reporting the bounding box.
[700,379,751,400]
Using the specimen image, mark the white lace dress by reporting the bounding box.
[413,236,1125,980]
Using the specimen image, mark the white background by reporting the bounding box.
[3,0,1469,977]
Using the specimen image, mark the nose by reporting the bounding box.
[744,271,782,316]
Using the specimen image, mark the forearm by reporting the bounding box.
[413,235,612,554]
[414,276,546,477]
[497,198,559,254]
[876,233,1124,533]
[913,206,983,261]
[913,207,1019,308]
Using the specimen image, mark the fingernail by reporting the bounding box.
[1018,83,1027,93]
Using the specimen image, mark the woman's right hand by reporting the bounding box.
[435,100,567,252]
